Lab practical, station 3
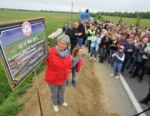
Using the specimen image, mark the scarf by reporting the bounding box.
[56,46,69,58]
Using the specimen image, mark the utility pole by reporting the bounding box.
[70,1,73,23]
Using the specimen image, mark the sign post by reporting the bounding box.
[34,69,43,116]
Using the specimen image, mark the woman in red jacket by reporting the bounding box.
[45,34,72,112]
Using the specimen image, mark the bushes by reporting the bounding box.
[0,95,23,116]
[0,63,12,104]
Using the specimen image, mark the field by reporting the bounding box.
[102,15,150,27]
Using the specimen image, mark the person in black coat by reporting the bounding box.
[76,21,85,47]
[65,23,78,53]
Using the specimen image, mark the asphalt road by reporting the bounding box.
[123,71,150,116]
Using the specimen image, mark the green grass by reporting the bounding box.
[0,9,79,34]
[101,15,150,27]
[0,9,79,115]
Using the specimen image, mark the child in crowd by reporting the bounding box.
[111,45,125,78]
[71,47,83,87]
[90,32,101,61]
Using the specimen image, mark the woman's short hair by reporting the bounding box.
[57,34,70,47]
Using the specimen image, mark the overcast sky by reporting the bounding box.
[0,0,150,12]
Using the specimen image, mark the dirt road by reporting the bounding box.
[17,54,120,116]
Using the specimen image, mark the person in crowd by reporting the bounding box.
[76,21,86,47]
[139,44,150,103]
[65,22,78,53]
[90,32,101,61]
[121,38,136,72]
[87,23,95,53]
[71,47,83,87]
[108,35,118,65]
[140,85,150,104]
[106,32,112,61]
[99,30,108,63]
[111,45,125,78]
[45,35,72,112]
[63,24,69,34]
[80,9,90,22]
[128,37,142,74]
[131,38,149,82]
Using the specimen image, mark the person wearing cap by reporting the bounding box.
[45,34,72,112]
[110,45,125,79]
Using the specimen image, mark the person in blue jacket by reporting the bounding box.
[80,9,90,22]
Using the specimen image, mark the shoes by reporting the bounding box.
[72,82,76,87]
[110,73,114,77]
[129,75,136,78]
[72,81,76,87]
[139,100,149,104]
[115,75,120,79]
[62,102,68,107]
[128,71,132,74]
[93,58,96,62]
[53,105,59,112]
[99,60,103,63]
[90,57,93,60]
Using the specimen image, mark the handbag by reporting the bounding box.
[76,58,83,72]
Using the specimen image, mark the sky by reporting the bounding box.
[0,0,150,13]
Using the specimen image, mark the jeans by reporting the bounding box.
[113,62,123,74]
[48,81,66,105]
[90,47,96,58]
[77,37,83,47]
[108,49,116,65]
[125,57,132,70]
[88,40,91,53]
[99,48,107,63]
[128,56,138,73]
[72,66,76,84]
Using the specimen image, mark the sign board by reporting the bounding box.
[0,18,48,89]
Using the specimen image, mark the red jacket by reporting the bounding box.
[45,47,72,85]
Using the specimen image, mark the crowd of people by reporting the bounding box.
[63,15,150,104]
[45,9,150,112]
[65,19,150,79]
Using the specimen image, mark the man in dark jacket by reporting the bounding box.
[131,38,149,82]
[76,21,85,47]
[121,38,136,72]
[65,23,77,53]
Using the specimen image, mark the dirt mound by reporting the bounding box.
[17,55,118,116]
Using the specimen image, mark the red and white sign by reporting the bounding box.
[22,21,32,36]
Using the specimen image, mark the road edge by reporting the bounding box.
[120,74,146,116]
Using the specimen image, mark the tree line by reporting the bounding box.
[92,12,150,19]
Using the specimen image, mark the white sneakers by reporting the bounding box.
[53,105,59,112]
[53,102,68,112]
[110,73,114,76]
[115,75,120,79]
[110,73,120,79]
[62,102,68,107]
[90,57,96,61]
[90,57,93,60]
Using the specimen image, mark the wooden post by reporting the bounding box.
[34,69,43,116]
